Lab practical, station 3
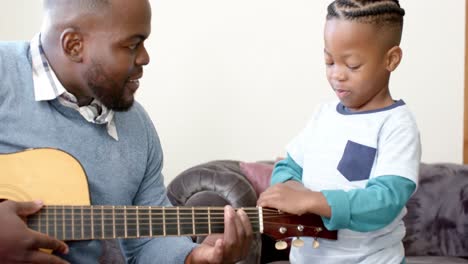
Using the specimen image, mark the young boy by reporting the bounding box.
[257,1,420,263]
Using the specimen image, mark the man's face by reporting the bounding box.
[81,0,151,111]
[324,18,392,112]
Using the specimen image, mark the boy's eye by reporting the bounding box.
[347,64,361,70]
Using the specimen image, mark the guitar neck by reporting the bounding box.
[27,205,263,241]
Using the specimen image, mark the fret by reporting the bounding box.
[46,207,49,236]
[101,206,104,239]
[136,206,140,238]
[80,206,84,239]
[112,206,116,238]
[54,206,57,238]
[163,207,166,236]
[149,207,153,237]
[62,206,66,240]
[177,207,180,236]
[124,206,128,238]
[71,207,75,240]
[38,210,42,233]
[208,207,211,234]
[192,207,195,235]
[90,206,94,239]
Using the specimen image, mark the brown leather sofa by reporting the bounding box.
[166,161,468,264]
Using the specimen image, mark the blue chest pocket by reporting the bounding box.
[337,140,376,182]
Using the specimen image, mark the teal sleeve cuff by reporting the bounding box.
[320,176,416,232]
[320,189,350,230]
[270,154,303,185]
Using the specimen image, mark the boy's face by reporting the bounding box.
[324,18,395,112]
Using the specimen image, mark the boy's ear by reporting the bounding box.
[60,28,84,63]
[386,46,402,72]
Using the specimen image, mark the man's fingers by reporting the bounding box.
[237,209,252,236]
[26,250,70,264]
[213,239,224,263]
[12,200,43,217]
[223,206,237,248]
[232,209,245,243]
[237,208,253,256]
[30,231,69,254]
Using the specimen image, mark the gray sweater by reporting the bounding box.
[0,41,196,263]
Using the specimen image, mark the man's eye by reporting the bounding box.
[129,44,138,50]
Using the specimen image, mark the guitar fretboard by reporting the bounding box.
[27,206,262,240]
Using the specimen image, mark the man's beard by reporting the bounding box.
[84,62,134,111]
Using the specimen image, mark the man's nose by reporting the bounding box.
[136,44,150,66]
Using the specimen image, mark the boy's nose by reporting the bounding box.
[331,67,346,81]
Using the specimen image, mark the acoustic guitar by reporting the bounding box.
[0,148,337,250]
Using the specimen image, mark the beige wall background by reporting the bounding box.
[1,0,465,183]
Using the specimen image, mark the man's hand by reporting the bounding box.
[0,200,69,264]
[185,205,253,264]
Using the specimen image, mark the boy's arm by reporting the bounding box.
[262,155,416,232]
[321,176,415,232]
[261,155,332,217]
[270,154,303,185]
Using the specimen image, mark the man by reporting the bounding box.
[0,0,252,263]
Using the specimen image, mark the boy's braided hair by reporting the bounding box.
[327,0,404,26]
[327,0,405,44]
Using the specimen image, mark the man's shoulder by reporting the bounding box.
[116,101,152,124]
[0,41,30,57]
[0,41,31,78]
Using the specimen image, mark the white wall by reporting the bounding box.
[1,1,465,183]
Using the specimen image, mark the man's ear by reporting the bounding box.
[386,46,402,72]
[60,28,84,63]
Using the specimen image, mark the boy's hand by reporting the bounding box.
[257,181,331,217]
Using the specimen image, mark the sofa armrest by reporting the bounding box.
[167,160,261,264]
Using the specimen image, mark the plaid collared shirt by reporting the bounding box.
[31,34,118,140]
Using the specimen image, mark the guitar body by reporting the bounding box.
[0,148,91,205]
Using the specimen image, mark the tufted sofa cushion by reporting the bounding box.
[167,160,261,264]
[403,163,468,259]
